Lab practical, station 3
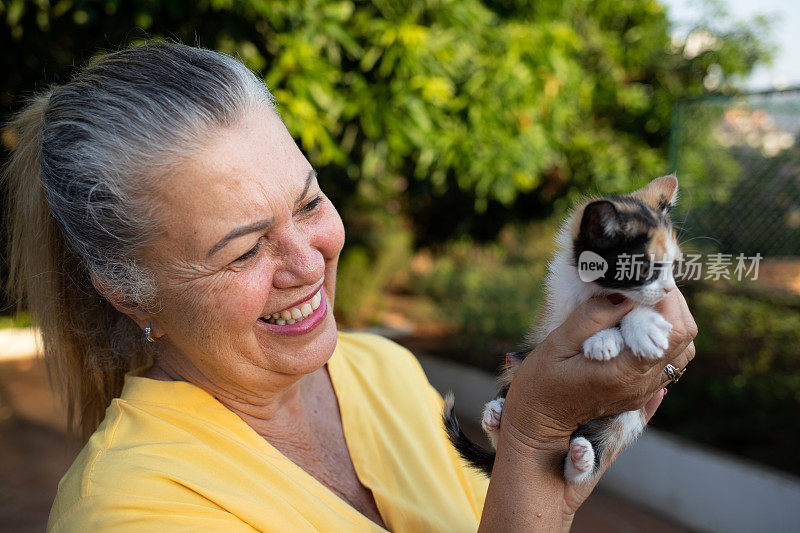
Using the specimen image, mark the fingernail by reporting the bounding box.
[662,387,668,396]
[607,293,627,305]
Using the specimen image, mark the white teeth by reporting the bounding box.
[311,291,321,310]
[262,289,323,325]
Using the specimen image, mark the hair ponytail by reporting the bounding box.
[5,92,151,440]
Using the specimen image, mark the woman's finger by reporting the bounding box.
[643,387,668,422]
[627,289,696,377]
[551,295,634,355]
[656,289,698,345]
[621,336,694,411]
[655,341,696,388]
[674,289,698,338]
[614,290,692,376]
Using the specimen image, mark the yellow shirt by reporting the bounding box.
[48,332,489,532]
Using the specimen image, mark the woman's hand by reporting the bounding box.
[479,289,697,531]
[502,289,697,449]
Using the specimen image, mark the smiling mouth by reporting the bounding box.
[260,289,322,325]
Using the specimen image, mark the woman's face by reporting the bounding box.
[141,105,345,390]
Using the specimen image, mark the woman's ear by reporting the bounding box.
[90,275,158,335]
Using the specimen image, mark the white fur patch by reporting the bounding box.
[612,410,646,447]
[583,327,624,360]
[620,306,672,359]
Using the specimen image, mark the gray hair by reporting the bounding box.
[42,42,276,305]
[5,42,277,438]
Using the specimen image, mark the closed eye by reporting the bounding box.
[233,241,261,263]
[298,195,322,214]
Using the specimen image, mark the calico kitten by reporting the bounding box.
[443,175,680,484]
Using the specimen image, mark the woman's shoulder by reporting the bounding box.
[48,398,188,515]
[47,379,268,531]
[47,400,182,530]
[49,407,125,510]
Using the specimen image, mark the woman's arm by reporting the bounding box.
[478,291,697,531]
[479,410,574,531]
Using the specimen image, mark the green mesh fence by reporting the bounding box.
[669,88,800,258]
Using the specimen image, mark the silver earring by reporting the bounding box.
[145,325,157,343]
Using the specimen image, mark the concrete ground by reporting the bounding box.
[0,336,689,532]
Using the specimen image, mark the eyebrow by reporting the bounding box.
[295,168,317,206]
[206,169,318,258]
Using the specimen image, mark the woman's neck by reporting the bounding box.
[143,347,324,439]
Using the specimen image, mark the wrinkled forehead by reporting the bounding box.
[146,106,313,253]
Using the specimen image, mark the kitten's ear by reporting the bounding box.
[634,174,679,212]
[579,200,621,246]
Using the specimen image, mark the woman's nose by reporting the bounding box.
[271,228,325,288]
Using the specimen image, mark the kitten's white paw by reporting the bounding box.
[481,398,504,433]
[481,398,505,450]
[620,308,672,359]
[583,328,624,361]
[564,437,596,484]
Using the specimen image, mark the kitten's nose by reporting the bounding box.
[663,287,673,294]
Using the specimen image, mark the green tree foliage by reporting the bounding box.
[2,1,770,230]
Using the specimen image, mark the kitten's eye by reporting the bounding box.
[233,241,260,263]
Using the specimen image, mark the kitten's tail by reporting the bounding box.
[442,392,495,476]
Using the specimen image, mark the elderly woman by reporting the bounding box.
[6,43,696,532]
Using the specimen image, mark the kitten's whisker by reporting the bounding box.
[679,235,721,247]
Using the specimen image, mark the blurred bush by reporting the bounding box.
[653,282,800,474]
[334,209,413,325]
[410,224,553,363]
